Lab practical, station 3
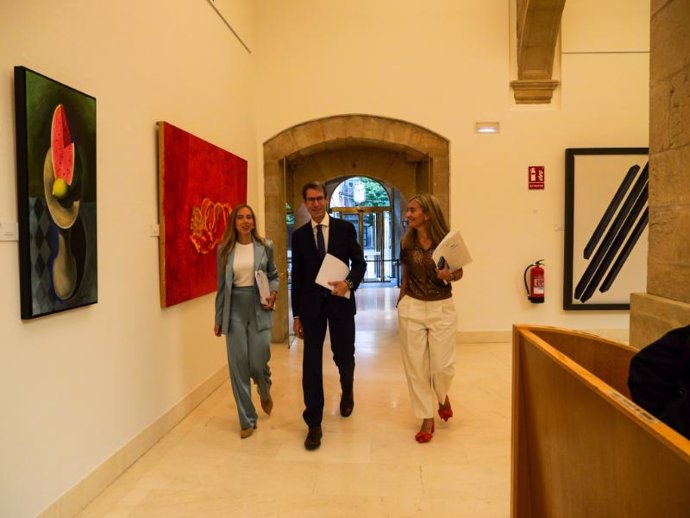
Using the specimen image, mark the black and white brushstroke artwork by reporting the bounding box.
[564,148,649,310]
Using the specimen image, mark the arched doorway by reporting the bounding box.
[264,114,450,342]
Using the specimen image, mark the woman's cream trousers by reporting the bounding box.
[397,296,457,419]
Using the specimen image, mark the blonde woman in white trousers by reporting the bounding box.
[397,193,463,443]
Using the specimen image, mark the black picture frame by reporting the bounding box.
[15,67,98,319]
[563,147,649,310]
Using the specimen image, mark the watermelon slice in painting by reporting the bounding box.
[50,104,75,199]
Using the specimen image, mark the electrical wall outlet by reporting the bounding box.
[0,221,19,241]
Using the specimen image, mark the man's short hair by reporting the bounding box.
[302,181,327,200]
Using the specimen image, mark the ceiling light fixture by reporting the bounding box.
[475,121,500,134]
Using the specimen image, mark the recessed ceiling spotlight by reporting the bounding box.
[475,121,500,134]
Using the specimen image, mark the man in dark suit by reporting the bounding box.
[291,181,367,450]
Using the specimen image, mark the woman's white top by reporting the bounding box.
[232,242,255,287]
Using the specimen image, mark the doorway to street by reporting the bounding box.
[329,177,395,284]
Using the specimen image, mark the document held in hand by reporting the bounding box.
[432,230,472,271]
[255,270,271,305]
[315,253,351,299]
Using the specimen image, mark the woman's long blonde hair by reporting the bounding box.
[218,204,266,270]
[401,193,449,250]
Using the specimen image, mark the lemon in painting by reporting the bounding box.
[52,178,69,199]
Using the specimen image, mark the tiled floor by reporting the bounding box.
[77,288,512,517]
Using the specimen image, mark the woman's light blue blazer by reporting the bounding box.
[214,238,280,336]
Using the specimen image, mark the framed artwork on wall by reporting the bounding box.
[157,122,247,307]
[14,67,98,319]
[563,147,649,310]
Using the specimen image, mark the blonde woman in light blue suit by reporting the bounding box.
[214,204,279,438]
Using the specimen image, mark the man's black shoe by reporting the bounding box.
[340,392,354,417]
[304,426,322,450]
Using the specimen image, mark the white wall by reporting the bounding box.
[254,0,650,333]
[0,1,257,517]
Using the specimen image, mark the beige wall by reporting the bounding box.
[255,0,650,332]
[0,1,257,517]
[0,1,651,517]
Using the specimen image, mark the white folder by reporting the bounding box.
[315,253,351,299]
[255,270,271,304]
[432,230,472,271]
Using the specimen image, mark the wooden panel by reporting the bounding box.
[512,325,690,518]
[528,326,638,396]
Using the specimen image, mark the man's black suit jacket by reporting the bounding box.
[291,217,367,320]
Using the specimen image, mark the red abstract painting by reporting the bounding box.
[157,122,247,307]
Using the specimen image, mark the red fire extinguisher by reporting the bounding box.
[524,260,545,303]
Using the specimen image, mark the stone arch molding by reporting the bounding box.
[263,114,450,343]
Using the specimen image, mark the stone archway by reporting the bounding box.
[263,114,450,343]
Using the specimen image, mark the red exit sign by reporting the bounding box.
[528,166,544,189]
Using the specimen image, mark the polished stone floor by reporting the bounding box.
[77,288,512,517]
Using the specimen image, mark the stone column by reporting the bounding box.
[263,156,289,344]
[630,0,690,348]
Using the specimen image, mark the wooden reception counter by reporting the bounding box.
[512,325,690,518]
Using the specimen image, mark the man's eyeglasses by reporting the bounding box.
[306,196,326,203]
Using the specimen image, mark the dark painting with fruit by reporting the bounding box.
[15,67,97,319]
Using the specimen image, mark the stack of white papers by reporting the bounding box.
[432,230,472,271]
[315,253,351,299]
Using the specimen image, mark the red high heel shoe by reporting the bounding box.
[415,420,435,443]
[438,398,453,422]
